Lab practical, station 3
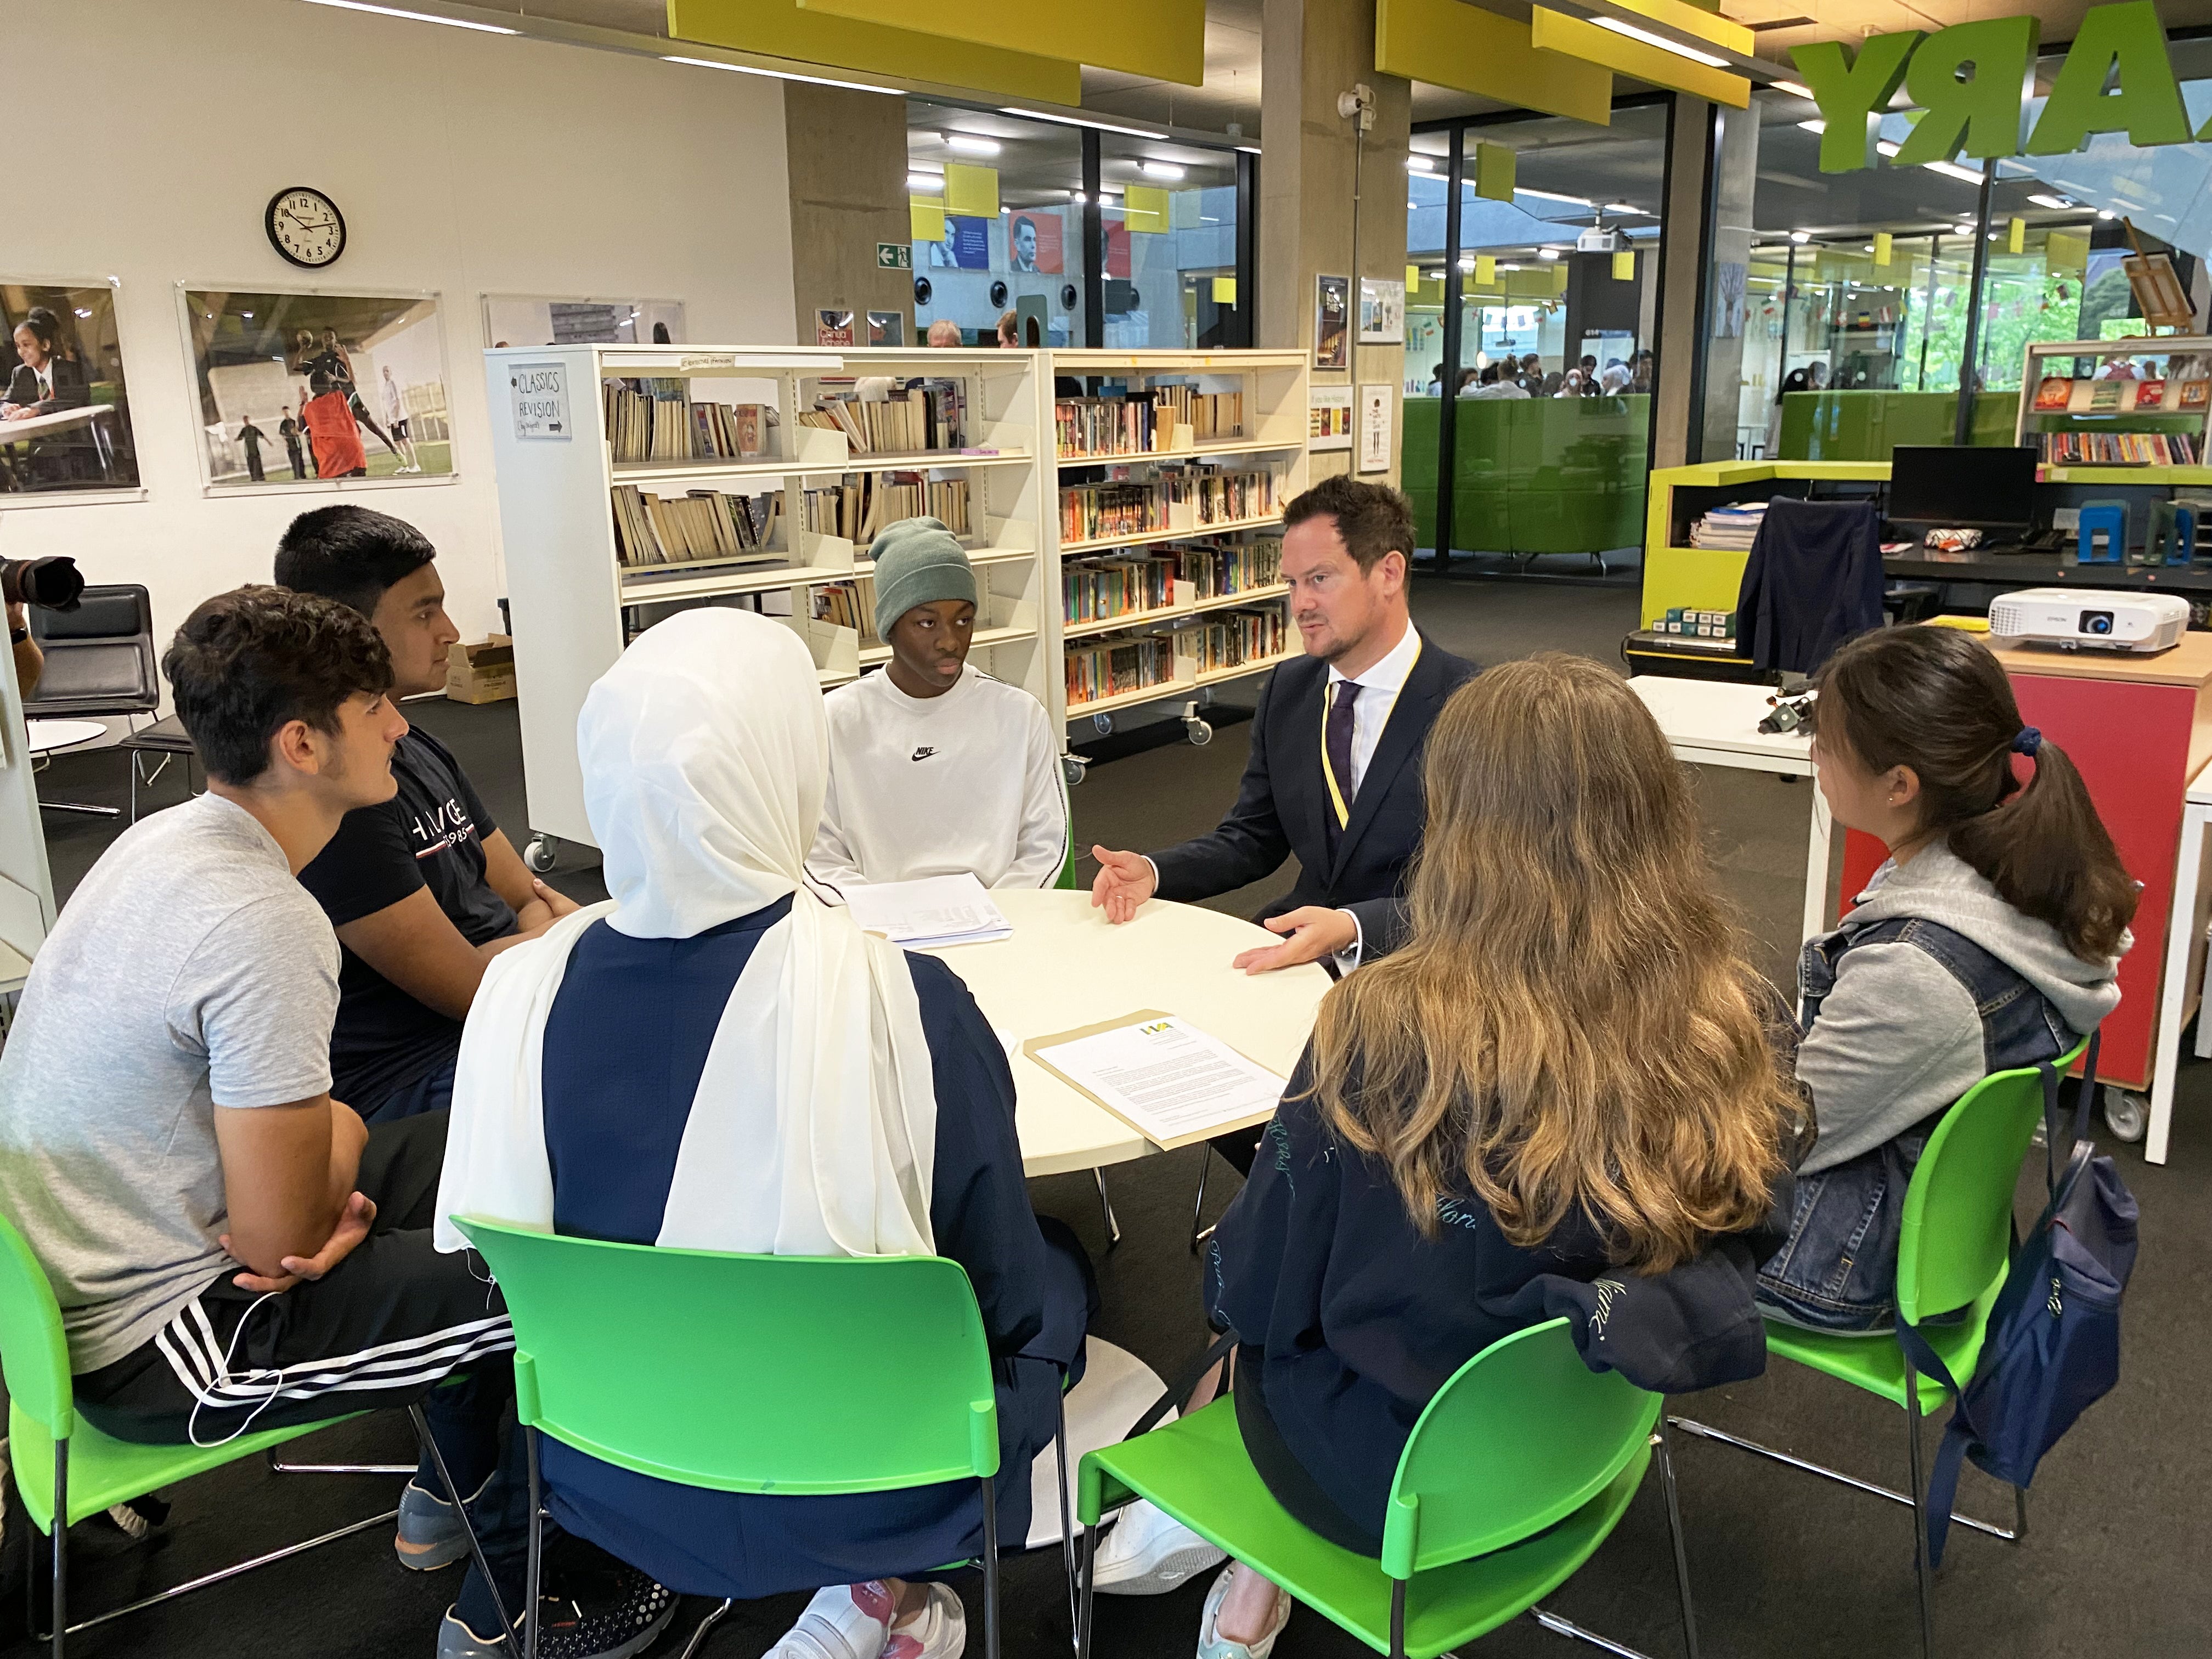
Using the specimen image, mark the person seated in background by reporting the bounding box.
[1757,627,2129,1334]
[1466,362,1527,399]
[927,319,964,347]
[0,587,620,1659]
[810,517,1067,893]
[997,309,1019,348]
[438,608,1092,1659]
[1091,657,1803,1652]
[276,505,577,1123]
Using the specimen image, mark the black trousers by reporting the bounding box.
[72,1113,530,1630]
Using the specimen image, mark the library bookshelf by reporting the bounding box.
[483,343,1307,865]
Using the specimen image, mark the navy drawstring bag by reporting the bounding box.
[1895,1033,2138,1568]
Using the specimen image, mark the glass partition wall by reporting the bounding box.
[1406,103,1670,574]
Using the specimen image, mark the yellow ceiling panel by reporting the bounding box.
[1378,0,1612,126]
[667,0,1080,104]
[797,0,1204,85]
[1532,7,1748,108]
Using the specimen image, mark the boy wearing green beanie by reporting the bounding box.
[810,517,1069,892]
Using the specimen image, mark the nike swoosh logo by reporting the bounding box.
[912,747,936,761]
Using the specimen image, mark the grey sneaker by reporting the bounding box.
[396,1477,487,1573]
[435,1566,678,1659]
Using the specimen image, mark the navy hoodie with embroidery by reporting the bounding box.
[1206,1042,1787,1541]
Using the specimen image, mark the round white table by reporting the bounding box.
[917,888,1331,1178]
[24,718,105,757]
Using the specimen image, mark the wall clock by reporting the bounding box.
[266,187,347,269]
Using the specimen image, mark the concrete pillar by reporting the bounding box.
[1699,100,1761,464]
[1652,95,1709,471]
[1260,0,1410,484]
[783,86,914,345]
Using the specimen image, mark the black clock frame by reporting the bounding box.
[265,187,347,269]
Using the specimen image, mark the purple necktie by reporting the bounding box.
[1324,680,1360,855]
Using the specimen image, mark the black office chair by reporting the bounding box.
[24,584,159,818]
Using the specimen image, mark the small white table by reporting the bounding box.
[1627,675,1833,944]
[24,718,105,758]
[0,405,117,481]
[917,888,1331,1179]
[2148,764,2212,1164]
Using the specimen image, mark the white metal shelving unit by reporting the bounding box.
[1042,348,1309,764]
[483,344,1309,862]
[484,343,1051,864]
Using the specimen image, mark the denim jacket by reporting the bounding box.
[1756,915,2076,1333]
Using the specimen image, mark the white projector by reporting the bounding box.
[1987,588,2191,654]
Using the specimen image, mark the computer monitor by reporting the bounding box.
[1887,445,2040,533]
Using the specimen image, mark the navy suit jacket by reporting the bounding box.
[1150,628,1478,957]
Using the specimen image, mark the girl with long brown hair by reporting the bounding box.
[1138,654,1802,1658]
[1757,625,2130,1334]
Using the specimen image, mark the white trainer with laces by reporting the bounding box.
[881,1584,966,1659]
[1195,1564,1293,1659]
[1090,1499,1228,1596]
[765,1582,899,1659]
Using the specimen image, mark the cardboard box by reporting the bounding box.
[446,635,516,704]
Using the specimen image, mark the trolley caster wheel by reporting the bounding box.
[1060,753,1090,788]
[1184,716,1214,746]
[2102,1086,2147,1144]
[523,836,558,874]
[1091,713,1114,736]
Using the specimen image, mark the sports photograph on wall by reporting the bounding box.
[182,287,451,488]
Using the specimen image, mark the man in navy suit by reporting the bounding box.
[1091,475,1477,976]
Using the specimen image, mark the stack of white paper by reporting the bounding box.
[842,872,1012,949]
[1028,1013,1286,1149]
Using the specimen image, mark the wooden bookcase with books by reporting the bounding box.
[2018,335,2212,479]
[483,343,1051,865]
[1041,348,1310,755]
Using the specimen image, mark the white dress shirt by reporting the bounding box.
[1325,618,1423,799]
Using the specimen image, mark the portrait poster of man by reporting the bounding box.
[0,281,140,496]
[184,290,449,487]
[1009,212,1064,274]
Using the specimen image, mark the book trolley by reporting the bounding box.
[483,344,1309,865]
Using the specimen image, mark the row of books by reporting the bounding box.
[793,475,972,546]
[610,486,780,568]
[798,380,969,455]
[2037,430,2203,466]
[1059,469,1278,544]
[1054,389,1245,458]
[814,579,881,647]
[1061,538,1288,627]
[1689,503,1765,550]
[2033,374,2212,414]
[1063,607,1289,709]
[603,378,770,464]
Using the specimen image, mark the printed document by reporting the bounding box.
[1026,1012,1285,1150]
[843,872,1012,949]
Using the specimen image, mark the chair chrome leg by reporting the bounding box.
[980,1475,1002,1659]
[1189,1146,1213,1254]
[410,1405,517,1654]
[2012,1484,2028,1544]
[50,1437,67,1659]
[1390,1577,1408,1659]
[1076,1518,1098,1659]
[526,1428,544,1659]
[266,1447,414,1476]
[1903,1368,1937,1659]
[1053,1394,1078,1649]
[1530,1607,1661,1658]
[1665,1417,2018,1542]
[1092,1168,1121,1249]
[1654,1421,1700,1659]
[676,1599,733,1659]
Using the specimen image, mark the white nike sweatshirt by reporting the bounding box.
[809,664,1070,894]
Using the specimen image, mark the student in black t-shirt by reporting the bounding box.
[277,505,578,1122]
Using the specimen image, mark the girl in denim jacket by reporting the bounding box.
[1757,627,2133,1333]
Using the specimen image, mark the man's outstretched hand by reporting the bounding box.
[1231,906,1357,975]
[1090,845,1158,924]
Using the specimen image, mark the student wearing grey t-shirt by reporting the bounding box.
[0,588,674,1659]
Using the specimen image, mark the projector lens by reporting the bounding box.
[2080,610,2115,636]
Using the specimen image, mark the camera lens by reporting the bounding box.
[2081,610,2114,636]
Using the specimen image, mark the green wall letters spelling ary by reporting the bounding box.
[1795,0,2210,174]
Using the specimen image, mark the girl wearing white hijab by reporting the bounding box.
[437,610,1092,1659]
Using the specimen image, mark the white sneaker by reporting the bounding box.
[766,1582,898,1659]
[1091,1499,1228,1596]
[882,1584,966,1659]
[1196,1564,1291,1659]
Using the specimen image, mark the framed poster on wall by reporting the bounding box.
[1309,385,1353,452]
[0,277,142,504]
[1358,384,1392,473]
[180,286,452,491]
[1314,275,1350,371]
[1357,278,1404,345]
[481,295,686,348]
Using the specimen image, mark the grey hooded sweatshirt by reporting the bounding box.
[1796,840,2126,1176]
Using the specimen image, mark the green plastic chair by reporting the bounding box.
[1669,1037,2092,1659]
[454,1215,1073,1659]
[1075,1318,1699,1659]
[0,1207,459,1657]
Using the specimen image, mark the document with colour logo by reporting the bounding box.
[1024,1010,1286,1150]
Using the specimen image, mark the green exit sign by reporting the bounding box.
[877,242,912,269]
